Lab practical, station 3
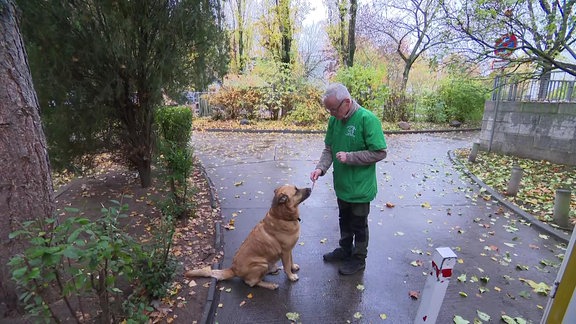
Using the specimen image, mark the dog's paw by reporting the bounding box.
[288,273,299,282]
[257,281,279,290]
[292,263,300,272]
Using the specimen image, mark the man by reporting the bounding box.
[310,83,387,275]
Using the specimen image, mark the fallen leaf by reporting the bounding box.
[386,202,395,208]
[410,260,423,267]
[409,290,420,299]
[501,314,527,324]
[476,310,490,321]
[453,315,470,324]
[519,278,550,295]
[286,312,300,321]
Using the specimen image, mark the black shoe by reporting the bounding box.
[338,258,365,275]
[323,248,351,262]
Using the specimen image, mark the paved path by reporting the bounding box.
[191,130,566,324]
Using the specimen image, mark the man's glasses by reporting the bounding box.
[326,99,345,113]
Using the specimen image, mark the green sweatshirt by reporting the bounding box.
[325,107,387,203]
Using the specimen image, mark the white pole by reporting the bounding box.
[414,247,458,324]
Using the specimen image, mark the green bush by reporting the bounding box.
[419,90,447,123]
[333,65,389,119]
[156,106,192,144]
[156,106,194,218]
[9,201,175,323]
[439,77,489,122]
[285,101,322,126]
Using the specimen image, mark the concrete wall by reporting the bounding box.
[479,101,576,166]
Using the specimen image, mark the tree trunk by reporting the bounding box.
[277,0,292,65]
[237,0,246,72]
[338,0,347,66]
[0,0,55,316]
[346,0,357,67]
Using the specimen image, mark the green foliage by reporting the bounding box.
[257,0,294,65]
[419,90,447,123]
[417,76,488,123]
[256,61,302,119]
[439,76,489,122]
[156,106,193,145]
[18,0,228,177]
[9,201,176,323]
[334,64,389,119]
[285,101,323,126]
[156,106,195,218]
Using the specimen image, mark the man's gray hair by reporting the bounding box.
[323,83,351,102]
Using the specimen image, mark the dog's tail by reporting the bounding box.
[185,266,235,281]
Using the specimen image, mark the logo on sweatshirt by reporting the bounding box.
[345,125,356,137]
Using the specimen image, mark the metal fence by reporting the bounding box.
[492,72,576,102]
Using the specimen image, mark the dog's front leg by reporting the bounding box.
[281,252,299,281]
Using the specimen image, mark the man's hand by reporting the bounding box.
[336,151,348,163]
[310,168,322,182]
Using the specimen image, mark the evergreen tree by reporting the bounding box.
[18,0,229,187]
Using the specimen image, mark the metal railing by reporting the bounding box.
[492,72,576,102]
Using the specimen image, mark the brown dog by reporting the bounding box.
[185,184,311,290]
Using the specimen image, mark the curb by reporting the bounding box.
[448,149,571,244]
[193,127,481,135]
[197,161,223,324]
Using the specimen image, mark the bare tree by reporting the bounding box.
[298,21,332,80]
[0,0,54,316]
[441,0,576,78]
[358,0,451,92]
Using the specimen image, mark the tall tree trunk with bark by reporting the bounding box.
[0,0,55,316]
[237,0,246,72]
[346,0,357,67]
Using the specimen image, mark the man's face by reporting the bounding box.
[324,96,349,120]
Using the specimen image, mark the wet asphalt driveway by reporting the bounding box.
[191,130,568,324]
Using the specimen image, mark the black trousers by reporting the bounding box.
[337,199,370,259]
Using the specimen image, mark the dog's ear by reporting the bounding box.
[273,193,288,206]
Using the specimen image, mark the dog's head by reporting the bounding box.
[270,185,312,221]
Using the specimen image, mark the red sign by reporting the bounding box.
[494,33,517,58]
